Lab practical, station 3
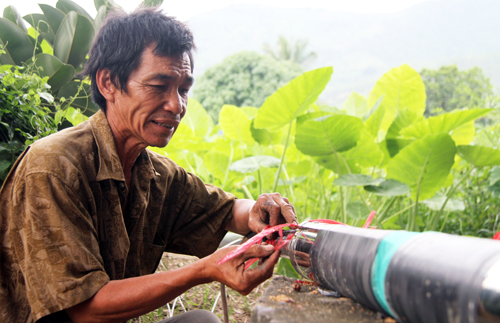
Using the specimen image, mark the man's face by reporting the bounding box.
[110,46,194,148]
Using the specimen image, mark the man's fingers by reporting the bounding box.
[238,244,274,261]
[273,195,298,225]
[244,248,280,282]
[258,194,281,227]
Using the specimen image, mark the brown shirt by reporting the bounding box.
[0,110,235,323]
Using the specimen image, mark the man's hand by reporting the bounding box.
[227,194,298,236]
[248,193,298,234]
[203,244,279,295]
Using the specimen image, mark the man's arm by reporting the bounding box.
[226,193,298,235]
[66,244,278,323]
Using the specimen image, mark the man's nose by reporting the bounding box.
[163,91,184,116]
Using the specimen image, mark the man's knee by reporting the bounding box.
[158,309,221,323]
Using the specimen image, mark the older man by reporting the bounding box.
[0,7,297,323]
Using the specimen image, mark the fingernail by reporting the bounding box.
[264,245,274,252]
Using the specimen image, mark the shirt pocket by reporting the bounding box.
[140,242,166,275]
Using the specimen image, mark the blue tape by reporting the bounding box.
[371,231,420,317]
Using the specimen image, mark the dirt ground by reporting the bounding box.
[131,253,269,323]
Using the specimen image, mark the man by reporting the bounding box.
[0,7,297,323]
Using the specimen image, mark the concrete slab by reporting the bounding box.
[252,276,395,323]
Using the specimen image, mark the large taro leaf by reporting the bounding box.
[182,98,213,138]
[386,133,456,201]
[422,192,465,212]
[295,114,364,156]
[343,92,369,118]
[457,145,500,167]
[0,18,35,65]
[364,179,410,197]
[386,107,426,139]
[94,5,107,31]
[94,0,121,11]
[40,4,66,36]
[23,14,55,45]
[58,80,99,116]
[229,156,281,174]
[56,0,93,22]
[28,53,75,92]
[366,64,426,137]
[54,11,95,69]
[219,105,255,145]
[347,201,370,220]
[204,151,230,181]
[254,67,333,131]
[343,130,383,167]
[3,6,27,33]
[250,120,284,146]
[333,174,384,187]
[314,153,360,175]
[450,121,475,146]
[400,108,492,140]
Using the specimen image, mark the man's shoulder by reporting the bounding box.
[17,121,96,180]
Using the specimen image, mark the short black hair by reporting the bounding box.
[82,6,195,112]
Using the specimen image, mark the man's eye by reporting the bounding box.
[151,85,167,90]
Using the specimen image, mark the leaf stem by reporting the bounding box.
[273,121,292,192]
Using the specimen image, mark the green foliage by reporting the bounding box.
[193,51,303,122]
[0,55,64,181]
[420,65,498,115]
[1,0,115,117]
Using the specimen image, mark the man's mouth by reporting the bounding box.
[151,120,175,130]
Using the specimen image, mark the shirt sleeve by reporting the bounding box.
[162,165,236,258]
[9,172,109,321]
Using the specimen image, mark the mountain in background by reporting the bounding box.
[184,0,500,107]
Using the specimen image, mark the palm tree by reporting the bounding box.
[263,36,317,66]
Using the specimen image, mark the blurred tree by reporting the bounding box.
[420,65,498,115]
[193,51,302,122]
[263,35,317,66]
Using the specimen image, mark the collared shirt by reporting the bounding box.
[0,110,235,323]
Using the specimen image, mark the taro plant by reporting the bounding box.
[0,0,121,116]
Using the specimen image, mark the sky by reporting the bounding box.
[10,0,432,22]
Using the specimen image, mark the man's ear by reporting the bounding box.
[96,69,118,102]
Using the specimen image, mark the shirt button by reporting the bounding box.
[118,182,126,190]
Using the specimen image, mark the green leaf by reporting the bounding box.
[386,107,426,139]
[142,0,164,6]
[276,258,301,279]
[0,159,12,174]
[39,4,66,36]
[0,18,35,65]
[343,92,369,118]
[450,121,475,146]
[489,166,500,186]
[94,5,107,31]
[56,0,93,22]
[346,201,369,220]
[366,64,426,137]
[457,145,500,167]
[229,156,281,174]
[364,101,385,139]
[58,80,99,116]
[333,174,383,187]
[250,119,284,146]
[94,0,121,11]
[254,67,333,131]
[314,153,359,175]
[28,53,75,92]
[53,11,95,69]
[204,151,230,181]
[219,105,255,144]
[3,6,27,33]
[38,92,54,103]
[343,130,384,167]
[64,107,88,126]
[182,98,213,138]
[387,133,456,200]
[295,114,364,156]
[400,108,492,140]
[364,179,410,197]
[23,14,55,45]
[422,193,465,212]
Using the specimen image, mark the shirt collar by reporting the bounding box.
[90,110,159,182]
